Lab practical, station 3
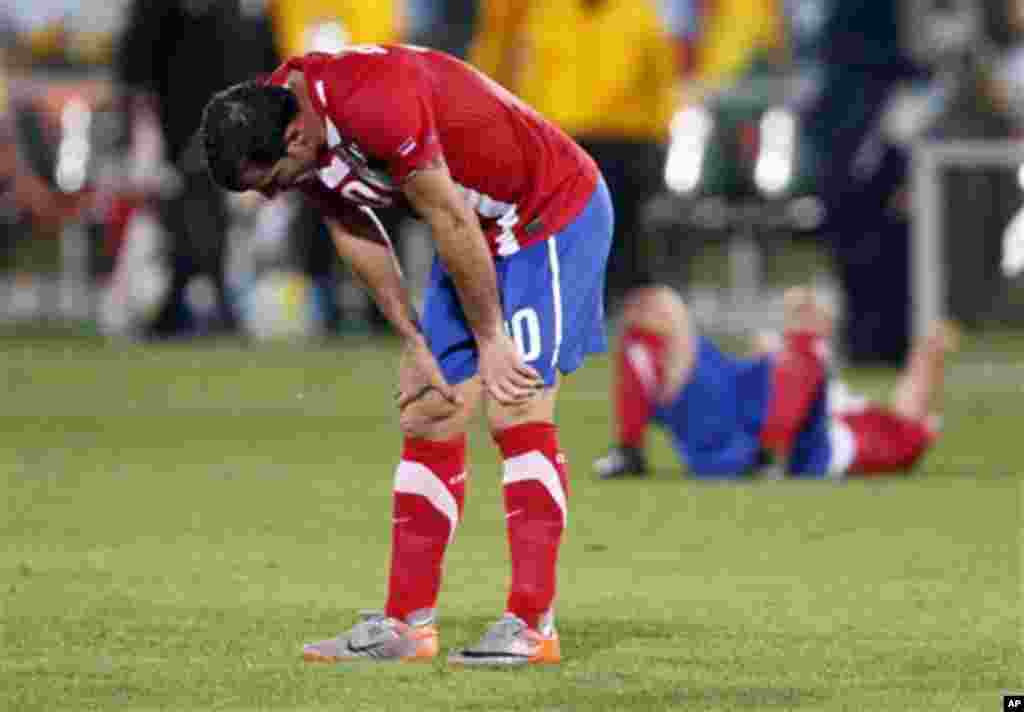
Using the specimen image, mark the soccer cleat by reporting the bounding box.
[448,614,561,667]
[593,445,648,479]
[302,610,439,663]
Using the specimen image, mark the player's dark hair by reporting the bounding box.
[200,81,299,191]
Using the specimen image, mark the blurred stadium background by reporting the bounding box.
[1,1,1021,710]
[4,0,1024,346]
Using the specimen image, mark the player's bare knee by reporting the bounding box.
[487,388,557,432]
[399,390,470,441]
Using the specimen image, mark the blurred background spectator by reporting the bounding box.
[664,0,785,92]
[407,0,477,58]
[472,0,677,307]
[0,45,79,236]
[0,1,108,321]
[990,0,1024,135]
[115,0,280,338]
[2,0,1023,360]
[784,0,924,365]
[265,0,408,337]
[269,0,402,57]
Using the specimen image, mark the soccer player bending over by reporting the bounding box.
[200,45,612,665]
[595,285,956,480]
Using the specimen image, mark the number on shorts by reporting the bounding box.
[508,308,542,362]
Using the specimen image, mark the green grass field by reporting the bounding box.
[1,333,1020,711]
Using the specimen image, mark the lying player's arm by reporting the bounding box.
[402,159,504,344]
[323,208,422,343]
[759,331,828,469]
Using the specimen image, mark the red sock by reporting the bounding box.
[384,435,467,621]
[493,423,568,630]
[616,327,668,448]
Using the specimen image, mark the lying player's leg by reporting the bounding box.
[840,321,957,477]
[890,320,958,424]
[302,378,483,663]
[839,405,936,477]
[594,285,698,479]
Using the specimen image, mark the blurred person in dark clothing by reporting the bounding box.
[266,0,407,335]
[407,0,478,59]
[785,0,923,365]
[116,0,279,337]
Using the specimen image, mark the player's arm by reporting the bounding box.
[324,208,419,342]
[322,205,459,407]
[759,290,830,469]
[759,332,826,466]
[331,55,539,402]
[402,159,503,346]
[402,159,541,403]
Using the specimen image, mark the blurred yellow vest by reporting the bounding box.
[697,0,782,87]
[270,0,402,57]
[472,0,676,142]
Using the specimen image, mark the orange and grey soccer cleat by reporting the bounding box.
[448,614,561,667]
[302,610,439,663]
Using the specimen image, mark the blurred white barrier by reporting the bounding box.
[911,139,1024,335]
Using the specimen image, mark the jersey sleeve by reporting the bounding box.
[330,59,443,184]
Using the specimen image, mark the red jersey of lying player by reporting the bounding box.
[267,45,599,257]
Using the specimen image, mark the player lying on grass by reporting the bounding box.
[199,44,613,666]
[594,285,956,480]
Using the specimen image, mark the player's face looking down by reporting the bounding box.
[240,75,325,199]
[241,116,319,199]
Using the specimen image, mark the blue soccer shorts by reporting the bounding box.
[422,177,614,387]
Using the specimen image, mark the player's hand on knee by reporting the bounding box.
[397,336,461,412]
[478,333,543,406]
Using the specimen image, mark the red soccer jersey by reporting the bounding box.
[267,45,599,258]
